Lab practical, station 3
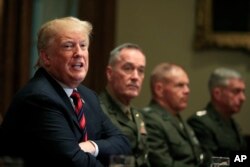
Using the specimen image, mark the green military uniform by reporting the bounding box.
[188,102,247,165]
[142,100,205,167]
[99,90,150,167]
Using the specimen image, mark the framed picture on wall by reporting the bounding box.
[194,0,250,51]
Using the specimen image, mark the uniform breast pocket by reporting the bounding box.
[168,134,193,156]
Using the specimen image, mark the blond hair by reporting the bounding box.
[36,16,92,67]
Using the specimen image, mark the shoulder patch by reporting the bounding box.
[196,110,207,117]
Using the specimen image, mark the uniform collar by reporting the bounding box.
[106,88,131,114]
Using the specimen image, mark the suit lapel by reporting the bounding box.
[38,68,81,130]
[60,92,80,130]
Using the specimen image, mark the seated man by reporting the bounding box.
[188,67,247,165]
[142,62,205,167]
[99,43,150,167]
[0,17,131,167]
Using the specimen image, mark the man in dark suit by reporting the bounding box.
[188,67,247,165]
[99,43,150,167]
[0,17,131,167]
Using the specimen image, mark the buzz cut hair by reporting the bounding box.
[108,43,143,66]
[208,67,243,91]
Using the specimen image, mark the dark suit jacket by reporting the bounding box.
[1,68,131,167]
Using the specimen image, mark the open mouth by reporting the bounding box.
[72,62,83,69]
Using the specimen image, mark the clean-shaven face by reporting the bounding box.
[218,78,246,115]
[107,48,146,103]
[162,67,190,112]
[44,25,89,88]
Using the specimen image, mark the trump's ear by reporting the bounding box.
[40,50,51,66]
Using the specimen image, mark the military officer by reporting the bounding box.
[142,62,205,167]
[99,43,150,167]
[188,67,247,165]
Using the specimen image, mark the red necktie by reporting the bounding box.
[70,90,88,141]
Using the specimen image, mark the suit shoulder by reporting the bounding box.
[78,85,100,99]
[78,85,95,94]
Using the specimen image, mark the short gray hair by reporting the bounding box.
[108,43,143,66]
[208,67,243,91]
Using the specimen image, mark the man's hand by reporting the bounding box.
[79,140,96,155]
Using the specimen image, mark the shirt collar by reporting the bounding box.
[54,79,75,98]
[64,88,74,97]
